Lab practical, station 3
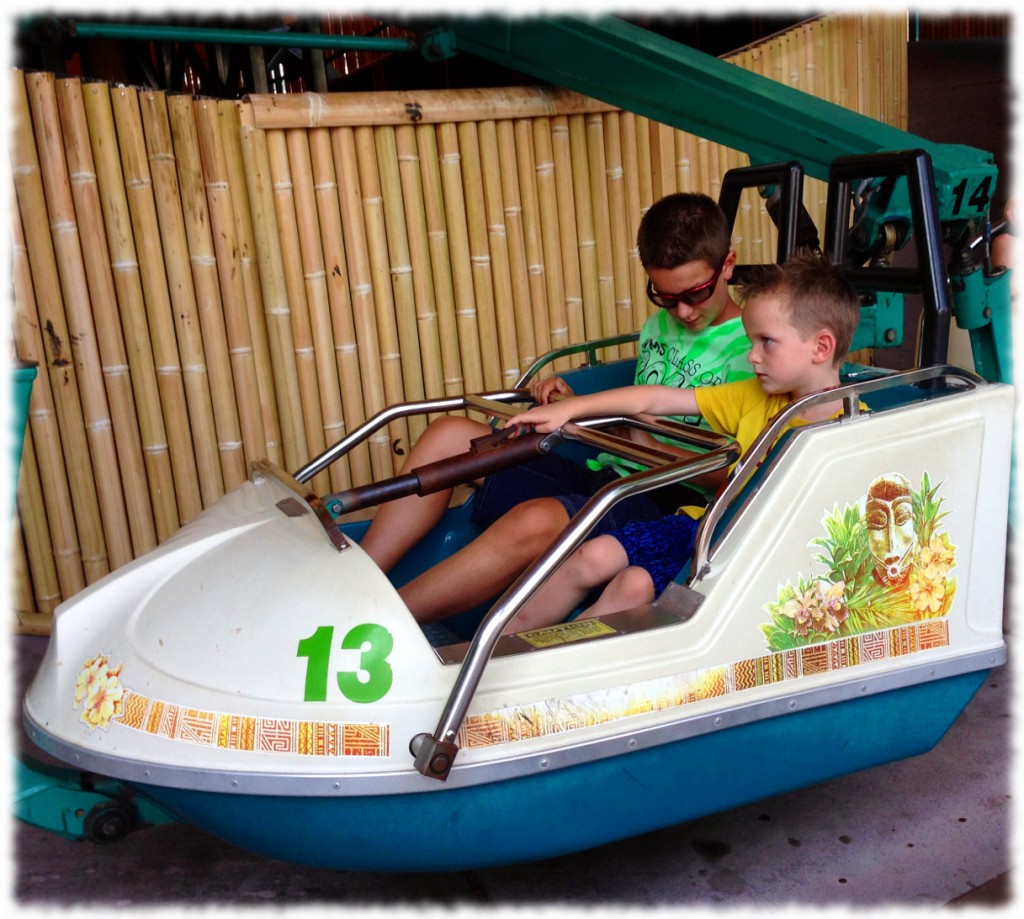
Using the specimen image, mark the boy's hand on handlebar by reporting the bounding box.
[512,400,577,434]
[528,376,575,405]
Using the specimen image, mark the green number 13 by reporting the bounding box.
[296,624,394,703]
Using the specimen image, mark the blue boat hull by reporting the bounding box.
[132,669,988,872]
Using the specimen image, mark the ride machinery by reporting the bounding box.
[18,16,1013,870]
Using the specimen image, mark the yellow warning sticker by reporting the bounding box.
[519,618,617,648]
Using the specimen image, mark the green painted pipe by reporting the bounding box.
[62,20,417,53]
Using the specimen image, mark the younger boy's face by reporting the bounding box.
[742,293,823,396]
[646,252,735,332]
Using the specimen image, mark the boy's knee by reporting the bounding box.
[615,566,656,603]
[507,498,570,541]
[573,535,627,581]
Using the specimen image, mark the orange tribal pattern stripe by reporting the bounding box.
[116,691,390,757]
[459,620,950,749]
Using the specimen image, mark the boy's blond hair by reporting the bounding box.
[739,252,861,365]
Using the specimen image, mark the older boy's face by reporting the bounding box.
[742,293,821,395]
[646,253,735,332]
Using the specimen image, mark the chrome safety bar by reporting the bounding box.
[688,364,983,582]
[295,334,642,484]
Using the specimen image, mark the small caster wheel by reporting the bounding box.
[83,800,134,843]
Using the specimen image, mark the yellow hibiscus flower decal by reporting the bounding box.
[73,654,128,732]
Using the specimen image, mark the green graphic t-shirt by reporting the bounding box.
[589,310,753,478]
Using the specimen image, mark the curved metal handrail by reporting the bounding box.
[292,390,530,483]
[294,333,642,485]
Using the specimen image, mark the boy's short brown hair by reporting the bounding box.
[637,192,731,271]
[739,252,861,365]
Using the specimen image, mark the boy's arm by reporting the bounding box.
[513,385,700,433]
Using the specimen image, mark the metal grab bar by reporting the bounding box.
[292,390,530,483]
[295,333,644,485]
[410,421,739,780]
[687,364,983,583]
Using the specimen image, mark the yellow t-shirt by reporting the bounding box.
[684,377,851,518]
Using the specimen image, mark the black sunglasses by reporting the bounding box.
[646,254,728,308]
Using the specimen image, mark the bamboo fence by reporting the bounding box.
[9,13,909,631]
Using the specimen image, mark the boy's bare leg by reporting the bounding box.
[401,497,572,623]
[359,415,493,572]
[578,565,655,619]
[501,534,631,633]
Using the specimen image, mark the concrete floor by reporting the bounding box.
[8,30,1015,912]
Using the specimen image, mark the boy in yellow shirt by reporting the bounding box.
[508,252,861,629]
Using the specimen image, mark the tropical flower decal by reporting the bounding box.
[73,653,128,732]
[762,472,956,651]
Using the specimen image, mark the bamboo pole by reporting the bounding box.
[532,117,570,370]
[797,21,824,237]
[495,119,538,372]
[307,126,366,486]
[838,16,854,109]
[618,111,645,335]
[25,72,131,575]
[476,119,521,389]
[513,119,552,358]
[237,107,308,471]
[13,73,108,586]
[634,114,654,216]
[80,81,180,544]
[217,99,280,469]
[456,120,502,391]
[893,14,908,130]
[437,122,485,394]
[394,124,447,409]
[603,111,635,341]
[111,84,202,527]
[287,124,349,492]
[869,13,886,122]
[585,113,618,351]
[550,115,585,350]
[567,113,602,343]
[141,90,229,507]
[246,86,617,129]
[11,521,35,618]
[10,199,84,600]
[414,122,465,400]
[355,125,410,467]
[648,121,676,203]
[15,428,61,617]
[330,125,392,477]
[171,97,252,493]
[55,77,157,558]
[269,127,330,492]
[374,124,429,439]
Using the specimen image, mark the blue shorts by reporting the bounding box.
[609,513,700,596]
[470,452,672,539]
